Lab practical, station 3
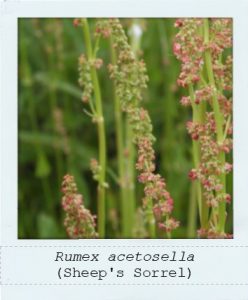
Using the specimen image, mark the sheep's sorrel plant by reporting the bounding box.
[60,18,179,239]
[74,18,107,238]
[173,18,233,238]
[19,18,234,239]
[61,174,97,238]
[93,19,179,238]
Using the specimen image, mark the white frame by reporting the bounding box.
[1,0,248,299]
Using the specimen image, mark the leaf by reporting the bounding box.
[37,213,63,238]
[19,130,97,169]
[35,153,51,178]
[34,72,82,99]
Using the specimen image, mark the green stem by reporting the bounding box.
[116,19,144,238]
[109,38,129,237]
[82,18,107,238]
[125,119,136,237]
[157,20,176,182]
[147,197,156,238]
[187,181,198,238]
[203,18,226,234]
[189,84,208,229]
[203,19,223,141]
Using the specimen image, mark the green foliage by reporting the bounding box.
[18,18,232,239]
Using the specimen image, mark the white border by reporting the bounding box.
[1,1,248,299]
[1,0,248,245]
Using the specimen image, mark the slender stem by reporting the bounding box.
[125,119,136,236]
[189,84,209,229]
[109,37,129,237]
[82,18,107,238]
[157,19,176,182]
[113,19,144,237]
[203,19,223,141]
[158,20,180,239]
[187,181,198,238]
[147,197,156,238]
[203,18,226,234]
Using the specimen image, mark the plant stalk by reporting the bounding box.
[203,18,226,234]
[189,84,209,229]
[187,181,198,238]
[82,18,107,238]
[125,119,136,236]
[109,38,131,237]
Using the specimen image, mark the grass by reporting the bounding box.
[18,18,233,239]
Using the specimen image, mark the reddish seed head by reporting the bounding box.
[188,169,198,180]
[139,108,147,120]
[195,98,200,105]
[94,58,103,69]
[103,29,111,38]
[224,162,233,173]
[161,198,174,214]
[174,19,183,28]
[222,146,230,153]
[191,133,199,140]
[158,223,166,231]
[153,205,161,219]
[174,18,233,238]
[203,179,210,188]
[173,42,181,56]
[61,174,97,238]
[95,27,101,34]
[214,184,223,192]
[197,228,208,238]
[73,18,80,27]
[192,75,200,83]
[225,194,232,203]
[186,120,194,130]
[180,96,191,106]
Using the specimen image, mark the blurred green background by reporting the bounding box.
[18,18,233,239]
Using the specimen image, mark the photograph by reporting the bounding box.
[18,18,233,239]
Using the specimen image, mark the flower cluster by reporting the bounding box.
[76,18,104,105]
[173,18,204,87]
[78,54,93,103]
[90,158,108,188]
[96,19,148,111]
[90,158,101,181]
[209,19,232,57]
[61,174,98,238]
[187,113,232,208]
[197,228,233,239]
[209,19,232,91]
[78,54,103,104]
[174,18,233,238]
[97,18,179,234]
